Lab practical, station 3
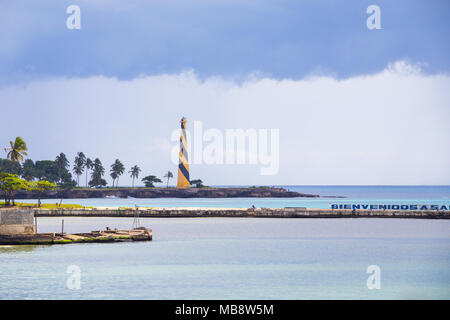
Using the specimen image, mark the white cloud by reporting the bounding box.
[1,61,449,185]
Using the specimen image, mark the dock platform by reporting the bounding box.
[0,227,152,245]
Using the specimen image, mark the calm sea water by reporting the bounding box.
[3,186,450,299]
[1,217,449,299]
[18,185,450,208]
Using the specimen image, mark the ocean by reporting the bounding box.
[1,186,449,300]
[1,217,449,299]
[17,185,450,208]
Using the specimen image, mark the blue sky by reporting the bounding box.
[0,1,449,185]
[1,0,449,86]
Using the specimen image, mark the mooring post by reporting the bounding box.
[61,219,64,235]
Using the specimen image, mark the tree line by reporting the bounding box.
[1,136,204,191]
[1,137,206,207]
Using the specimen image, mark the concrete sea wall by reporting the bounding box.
[27,207,450,219]
[0,209,36,235]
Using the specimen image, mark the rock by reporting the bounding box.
[14,187,319,199]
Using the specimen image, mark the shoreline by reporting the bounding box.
[12,186,319,199]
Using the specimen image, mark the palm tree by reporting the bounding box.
[110,171,118,187]
[129,165,141,187]
[73,153,86,186]
[72,158,84,186]
[55,153,70,183]
[84,158,93,187]
[55,153,69,170]
[77,152,86,163]
[163,171,173,188]
[76,152,86,171]
[89,158,106,187]
[5,137,28,163]
[110,159,125,187]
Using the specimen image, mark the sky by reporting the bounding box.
[0,0,449,185]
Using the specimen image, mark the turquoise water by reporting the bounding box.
[4,186,450,299]
[19,197,450,209]
[18,185,450,208]
[1,217,449,299]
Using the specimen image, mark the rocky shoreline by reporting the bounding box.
[14,187,319,199]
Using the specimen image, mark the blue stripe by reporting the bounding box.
[178,163,190,182]
[179,140,189,161]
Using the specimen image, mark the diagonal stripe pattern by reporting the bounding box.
[177,117,190,188]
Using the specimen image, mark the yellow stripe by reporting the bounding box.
[179,152,188,165]
[177,168,190,188]
[181,134,188,151]
[177,117,190,188]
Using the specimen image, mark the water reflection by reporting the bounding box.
[0,245,37,253]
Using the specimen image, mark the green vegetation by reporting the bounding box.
[73,152,86,186]
[0,201,86,209]
[129,165,141,187]
[5,136,28,163]
[190,179,205,188]
[110,159,125,187]
[141,175,162,187]
[89,158,107,187]
[1,137,205,192]
[0,173,58,207]
[21,159,35,181]
[53,239,73,244]
[29,180,57,207]
[247,186,270,189]
[84,157,93,187]
[163,170,173,187]
[55,153,69,179]
[0,158,22,175]
[34,160,58,182]
[0,173,29,206]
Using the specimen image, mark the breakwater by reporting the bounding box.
[14,187,318,199]
[28,207,450,219]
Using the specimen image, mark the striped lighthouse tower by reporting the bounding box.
[177,117,190,188]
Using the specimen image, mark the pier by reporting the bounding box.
[27,207,450,219]
[0,208,152,245]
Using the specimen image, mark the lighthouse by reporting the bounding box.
[177,117,190,188]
